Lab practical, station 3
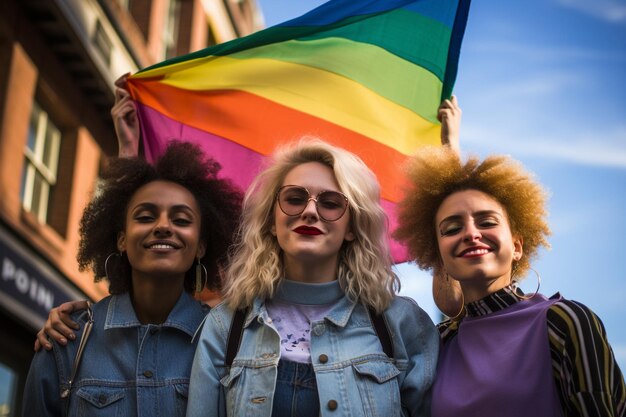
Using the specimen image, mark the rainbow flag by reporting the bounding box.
[126,0,471,262]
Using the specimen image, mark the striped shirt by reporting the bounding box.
[438,287,626,417]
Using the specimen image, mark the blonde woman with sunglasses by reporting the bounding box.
[186,137,442,417]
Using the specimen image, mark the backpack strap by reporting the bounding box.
[225,307,248,367]
[367,306,394,359]
[61,301,94,399]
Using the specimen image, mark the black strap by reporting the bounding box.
[225,307,248,366]
[368,306,394,358]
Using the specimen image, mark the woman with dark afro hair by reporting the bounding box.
[24,141,242,417]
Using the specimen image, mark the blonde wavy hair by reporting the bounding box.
[222,138,399,313]
[394,146,551,280]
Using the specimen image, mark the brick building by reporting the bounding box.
[0,0,262,414]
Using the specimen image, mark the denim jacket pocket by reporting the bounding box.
[353,360,401,383]
[220,365,244,388]
[220,366,245,415]
[174,383,189,399]
[174,383,189,416]
[74,386,126,416]
[353,360,402,417]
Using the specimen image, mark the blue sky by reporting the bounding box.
[257,0,626,371]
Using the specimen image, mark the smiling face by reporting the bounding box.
[435,189,523,302]
[117,180,205,285]
[272,162,354,281]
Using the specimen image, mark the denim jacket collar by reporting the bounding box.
[274,279,344,305]
[247,286,358,329]
[323,295,358,327]
[104,291,205,338]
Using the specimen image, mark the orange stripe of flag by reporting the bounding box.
[128,80,417,202]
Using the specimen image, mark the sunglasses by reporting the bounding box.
[276,185,349,222]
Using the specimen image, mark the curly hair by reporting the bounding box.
[222,138,400,313]
[77,141,242,294]
[393,146,551,280]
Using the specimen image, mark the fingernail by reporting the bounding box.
[68,333,76,340]
[45,343,52,350]
[60,338,67,345]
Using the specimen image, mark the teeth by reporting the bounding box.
[465,248,489,256]
[150,244,175,249]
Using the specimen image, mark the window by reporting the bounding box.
[21,102,61,225]
[0,363,17,417]
[163,0,181,59]
[207,24,217,48]
[92,20,112,66]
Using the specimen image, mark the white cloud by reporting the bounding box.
[462,125,626,168]
[556,0,626,22]
[469,73,582,102]
[457,64,626,169]
[467,40,626,63]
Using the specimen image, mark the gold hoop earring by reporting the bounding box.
[433,271,465,321]
[512,267,541,300]
[195,258,208,293]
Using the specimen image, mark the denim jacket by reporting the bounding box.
[186,294,439,417]
[23,291,207,417]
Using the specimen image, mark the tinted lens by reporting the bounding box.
[277,186,348,221]
[316,191,348,221]
[278,186,309,216]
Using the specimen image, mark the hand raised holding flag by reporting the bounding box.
[438,95,461,155]
[111,73,141,158]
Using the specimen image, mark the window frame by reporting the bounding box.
[21,101,62,225]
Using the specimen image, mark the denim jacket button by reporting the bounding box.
[143,370,153,378]
[327,399,338,410]
[318,354,328,363]
[99,394,107,404]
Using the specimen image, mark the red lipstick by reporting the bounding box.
[294,226,322,235]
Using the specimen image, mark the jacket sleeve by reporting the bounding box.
[392,297,440,417]
[547,300,626,417]
[22,346,65,417]
[186,307,230,417]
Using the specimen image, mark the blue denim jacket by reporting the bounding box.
[186,294,439,417]
[23,291,207,417]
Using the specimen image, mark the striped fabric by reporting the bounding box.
[548,300,626,417]
[438,287,626,417]
[125,0,471,262]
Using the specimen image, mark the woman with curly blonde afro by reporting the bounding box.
[394,146,625,417]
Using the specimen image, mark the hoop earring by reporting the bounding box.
[433,271,465,321]
[104,252,122,281]
[195,258,208,293]
[512,267,541,300]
